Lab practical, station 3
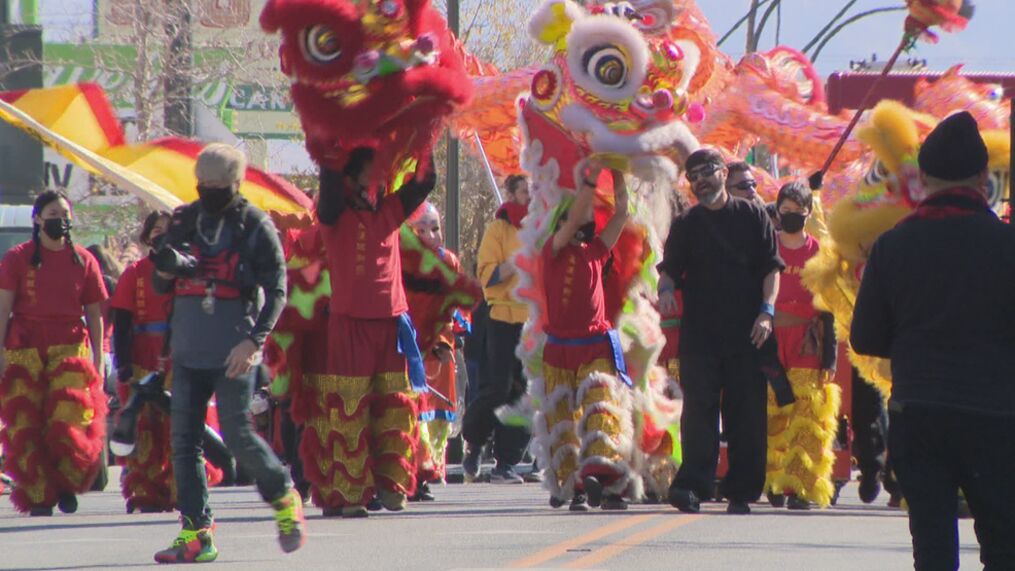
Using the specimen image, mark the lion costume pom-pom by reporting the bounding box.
[905,0,975,43]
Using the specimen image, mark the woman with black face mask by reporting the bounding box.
[764,181,839,511]
[0,190,109,516]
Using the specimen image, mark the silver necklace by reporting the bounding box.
[195,212,225,246]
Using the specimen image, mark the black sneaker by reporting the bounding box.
[489,464,524,485]
[786,495,811,511]
[583,475,603,508]
[523,469,545,484]
[366,497,384,512]
[29,506,54,517]
[601,495,628,511]
[766,492,785,508]
[668,487,701,513]
[416,481,435,502]
[569,494,590,512]
[858,475,881,504]
[57,493,78,514]
[727,501,751,515]
[549,496,566,509]
[462,445,482,482]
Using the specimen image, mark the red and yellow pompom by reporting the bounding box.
[905,0,974,42]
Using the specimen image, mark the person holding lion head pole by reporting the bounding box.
[150,143,305,563]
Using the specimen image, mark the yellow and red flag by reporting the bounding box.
[0,83,312,214]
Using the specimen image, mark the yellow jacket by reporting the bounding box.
[477,217,528,324]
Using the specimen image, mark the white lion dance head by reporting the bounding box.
[511,0,694,503]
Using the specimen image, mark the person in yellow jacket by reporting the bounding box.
[462,175,532,484]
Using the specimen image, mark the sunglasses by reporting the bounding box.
[686,164,722,183]
[731,180,758,192]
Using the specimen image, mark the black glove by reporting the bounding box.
[808,171,824,191]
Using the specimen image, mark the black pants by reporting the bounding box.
[461,319,530,466]
[852,368,888,479]
[171,365,289,527]
[889,404,1015,571]
[279,400,307,492]
[673,351,767,503]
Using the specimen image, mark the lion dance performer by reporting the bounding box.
[764,181,840,510]
[404,201,473,498]
[111,211,225,513]
[260,0,473,518]
[539,163,635,511]
[0,190,108,516]
[312,150,436,517]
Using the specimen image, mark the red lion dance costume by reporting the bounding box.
[0,237,107,514]
[261,0,472,515]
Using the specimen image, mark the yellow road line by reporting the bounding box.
[561,514,704,569]
[505,514,659,569]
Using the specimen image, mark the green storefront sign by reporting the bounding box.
[43,43,302,140]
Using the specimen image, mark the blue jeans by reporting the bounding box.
[171,365,289,528]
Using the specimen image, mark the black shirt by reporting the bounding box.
[659,197,784,356]
[851,202,1015,416]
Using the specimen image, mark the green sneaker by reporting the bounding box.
[272,488,306,553]
[153,518,218,564]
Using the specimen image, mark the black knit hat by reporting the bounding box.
[685,148,725,173]
[918,111,988,181]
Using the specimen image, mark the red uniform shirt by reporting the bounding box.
[777,233,820,318]
[0,241,107,320]
[322,197,408,319]
[111,257,171,370]
[542,238,612,338]
[110,257,172,324]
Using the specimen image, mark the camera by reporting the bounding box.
[151,237,199,277]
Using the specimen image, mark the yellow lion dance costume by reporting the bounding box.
[803,99,1010,401]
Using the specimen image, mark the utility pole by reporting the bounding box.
[0,0,42,204]
[445,0,461,252]
[164,0,193,136]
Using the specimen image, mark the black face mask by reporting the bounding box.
[780,212,807,234]
[574,221,597,244]
[197,185,236,214]
[42,217,72,240]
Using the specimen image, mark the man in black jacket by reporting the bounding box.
[852,112,1015,570]
[151,144,304,562]
[658,148,784,515]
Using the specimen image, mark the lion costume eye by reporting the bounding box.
[986,170,1007,210]
[304,25,342,63]
[584,46,628,88]
[864,160,889,187]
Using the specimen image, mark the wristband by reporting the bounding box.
[760,303,775,317]
[582,178,597,188]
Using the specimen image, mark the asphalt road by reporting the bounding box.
[0,467,983,570]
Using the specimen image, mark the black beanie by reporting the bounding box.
[917,111,988,181]
[685,148,725,173]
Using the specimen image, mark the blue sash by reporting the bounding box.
[544,330,633,387]
[134,321,169,334]
[396,313,429,393]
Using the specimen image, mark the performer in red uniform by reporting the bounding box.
[111,211,173,512]
[405,201,461,499]
[312,148,436,518]
[110,211,226,513]
[539,165,634,511]
[0,190,108,516]
[765,181,839,510]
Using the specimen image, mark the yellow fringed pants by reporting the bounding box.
[765,368,841,507]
